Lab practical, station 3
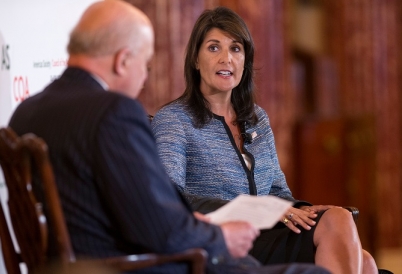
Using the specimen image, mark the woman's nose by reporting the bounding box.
[218,49,232,64]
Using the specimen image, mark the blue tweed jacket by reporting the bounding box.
[152,102,307,213]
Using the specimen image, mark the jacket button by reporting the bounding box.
[211,256,224,265]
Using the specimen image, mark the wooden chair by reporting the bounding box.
[0,127,207,274]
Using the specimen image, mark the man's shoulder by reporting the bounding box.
[107,94,146,117]
[10,76,146,129]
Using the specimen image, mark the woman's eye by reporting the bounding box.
[232,46,241,52]
[208,45,218,51]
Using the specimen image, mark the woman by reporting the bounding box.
[151,6,377,274]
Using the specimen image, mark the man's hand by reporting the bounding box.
[193,211,211,222]
[220,221,260,258]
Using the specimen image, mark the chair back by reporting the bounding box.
[0,192,21,274]
[0,127,75,273]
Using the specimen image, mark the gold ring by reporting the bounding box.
[283,218,289,225]
[288,213,294,219]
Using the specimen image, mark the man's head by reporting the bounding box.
[67,0,154,99]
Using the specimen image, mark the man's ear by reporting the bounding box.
[113,47,132,76]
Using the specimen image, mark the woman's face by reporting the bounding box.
[196,28,245,96]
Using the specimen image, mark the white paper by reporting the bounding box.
[206,194,293,229]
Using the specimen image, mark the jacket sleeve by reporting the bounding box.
[151,108,188,191]
[184,193,229,214]
[152,108,232,214]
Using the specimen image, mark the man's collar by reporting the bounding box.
[90,73,109,90]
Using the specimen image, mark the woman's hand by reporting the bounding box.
[281,205,340,233]
[300,205,340,213]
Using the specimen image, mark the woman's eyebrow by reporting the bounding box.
[205,39,241,44]
[205,39,220,43]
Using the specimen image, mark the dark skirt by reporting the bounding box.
[249,211,326,265]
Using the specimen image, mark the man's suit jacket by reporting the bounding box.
[8,67,329,274]
[8,67,234,273]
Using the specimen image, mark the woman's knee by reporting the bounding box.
[362,249,377,271]
[318,207,356,231]
[314,207,361,248]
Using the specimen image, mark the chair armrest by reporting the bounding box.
[101,248,208,274]
[343,206,359,224]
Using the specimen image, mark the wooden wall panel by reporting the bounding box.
[326,0,402,248]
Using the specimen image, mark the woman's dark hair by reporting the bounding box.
[177,6,257,128]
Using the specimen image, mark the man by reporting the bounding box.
[8,1,329,273]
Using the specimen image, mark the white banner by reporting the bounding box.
[0,1,99,272]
